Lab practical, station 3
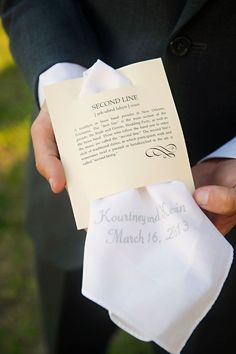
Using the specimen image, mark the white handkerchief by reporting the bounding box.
[81,60,233,354]
[79,59,131,96]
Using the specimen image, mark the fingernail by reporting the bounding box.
[195,189,209,206]
[49,178,54,190]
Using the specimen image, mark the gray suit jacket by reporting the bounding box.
[1,2,236,353]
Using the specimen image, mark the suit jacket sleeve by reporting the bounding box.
[0,0,101,99]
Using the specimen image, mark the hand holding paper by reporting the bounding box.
[192,159,236,235]
[31,100,236,233]
[31,101,66,193]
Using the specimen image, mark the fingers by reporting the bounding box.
[191,159,220,188]
[194,185,236,216]
[31,102,66,193]
[212,214,236,236]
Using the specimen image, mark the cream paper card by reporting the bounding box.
[45,58,194,229]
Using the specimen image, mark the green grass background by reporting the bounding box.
[0,22,155,354]
[0,20,46,354]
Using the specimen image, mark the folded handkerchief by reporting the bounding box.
[81,60,233,354]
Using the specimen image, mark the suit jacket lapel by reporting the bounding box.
[170,0,209,37]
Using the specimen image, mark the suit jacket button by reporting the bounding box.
[169,36,192,56]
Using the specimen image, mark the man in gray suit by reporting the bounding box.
[1,1,236,353]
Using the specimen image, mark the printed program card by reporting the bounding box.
[45,58,194,229]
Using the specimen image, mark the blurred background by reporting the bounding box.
[0,21,46,354]
[0,21,154,354]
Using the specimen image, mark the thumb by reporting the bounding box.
[193,185,236,216]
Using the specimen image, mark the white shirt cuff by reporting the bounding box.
[200,136,236,162]
[38,62,87,107]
